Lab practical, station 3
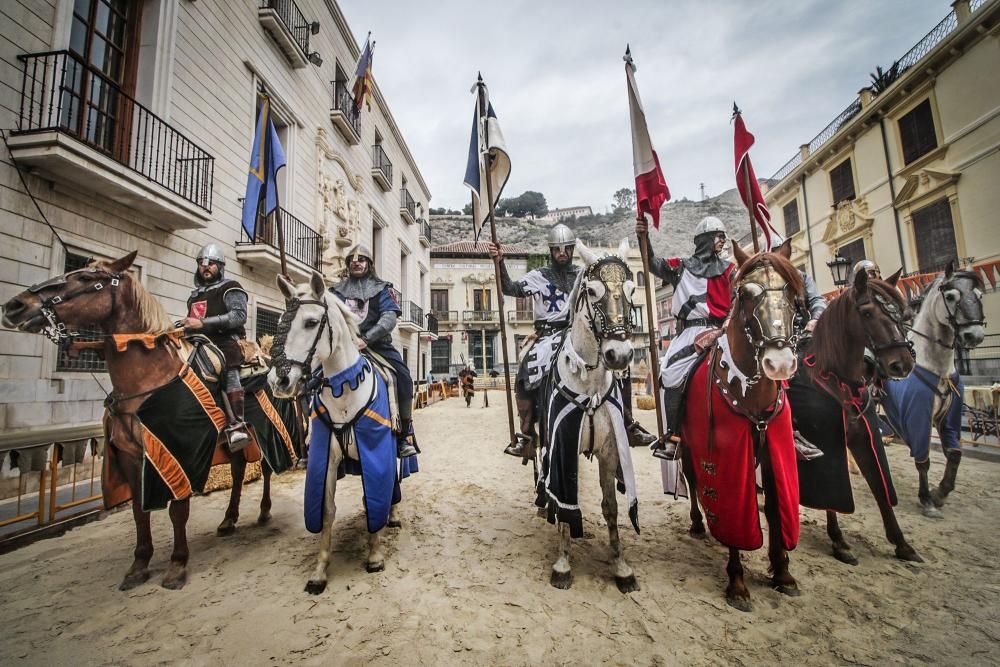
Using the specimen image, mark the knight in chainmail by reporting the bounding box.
[489,224,655,459]
[182,243,251,450]
[329,244,417,458]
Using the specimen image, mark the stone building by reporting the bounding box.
[763,0,1000,336]
[543,206,593,222]
[0,0,432,438]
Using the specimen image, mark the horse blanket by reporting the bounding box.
[787,361,896,513]
[535,368,639,539]
[124,366,300,511]
[683,355,799,551]
[881,364,963,460]
[522,329,567,390]
[305,357,417,534]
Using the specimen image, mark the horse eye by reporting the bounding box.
[944,290,958,302]
[304,318,320,329]
[586,287,597,297]
[77,272,97,282]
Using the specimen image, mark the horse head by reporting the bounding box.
[935,261,987,349]
[268,270,359,398]
[730,240,802,381]
[851,268,915,379]
[2,251,139,339]
[571,239,635,371]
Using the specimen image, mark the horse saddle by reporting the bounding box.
[186,335,267,386]
[362,349,400,431]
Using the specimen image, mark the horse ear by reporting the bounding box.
[105,250,138,274]
[575,239,597,266]
[732,240,750,269]
[853,264,869,294]
[885,267,903,286]
[945,259,955,278]
[276,273,296,300]
[617,237,630,258]
[773,239,792,260]
[310,271,326,299]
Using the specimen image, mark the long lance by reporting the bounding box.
[637,221,665,442]
[261,92,290,280]
[476,75,517,450]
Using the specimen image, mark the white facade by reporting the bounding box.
[543,206,593,221]
[0,0,432,435]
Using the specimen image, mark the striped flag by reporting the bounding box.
[733,104,779,248]
[624,47,670,229]
[241,96,286,239]
[352,35,375,112]
[463,77,511,244]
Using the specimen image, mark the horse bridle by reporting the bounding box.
[855,288,915,362]
[25,267,123,345]
[570,256,636,371]
[734,265,802,388]
[910,272,986,351]
[269,295,332,386]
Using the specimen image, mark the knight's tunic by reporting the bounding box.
[186,279,247,367]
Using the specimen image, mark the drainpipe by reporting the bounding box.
[879,116,907,273]
[797,144,818,280]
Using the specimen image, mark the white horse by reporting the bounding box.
[539,239,641,592]
[268,271,402,594]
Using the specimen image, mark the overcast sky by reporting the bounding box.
[340,0,950,212]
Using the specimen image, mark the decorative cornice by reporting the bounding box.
[893,168,960,208]
[315,127,364,191]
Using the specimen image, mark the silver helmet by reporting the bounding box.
[196,242,226,267]
[693,216,727,238]
[851,259,881,281]
[347,244,373,263]
[547,223,576,247]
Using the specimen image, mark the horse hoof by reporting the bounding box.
[930,488,948,508]
[832,548,859,566]
[216,520,236,536]
[161,568,187,591]
[689,523,706,537]
[256,513,271,526]
[118,570,150,591]
[921,502,944,519]
[304,580,327,595]
[726,595,753,613]
[895,545,924,563]
[550,570,573,590]
[366,561,385,573]
[773,582,801,597]
[615,574,640,594]
[387,519,402,529]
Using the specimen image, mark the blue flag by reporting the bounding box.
[241,97,286,239]
[463,83,510,244]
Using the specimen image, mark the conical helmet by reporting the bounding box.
[196,242,226,266]
[547,224,575,247]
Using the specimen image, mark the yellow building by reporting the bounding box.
[764,0,1000,345]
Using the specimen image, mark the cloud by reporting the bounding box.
[340,0,950,212]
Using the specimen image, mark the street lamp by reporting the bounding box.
[827,253,852,287]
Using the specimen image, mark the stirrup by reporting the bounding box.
[627,421,657,447]
[651,435,680,461]
[226,423,251,453]
[504,433,535,459]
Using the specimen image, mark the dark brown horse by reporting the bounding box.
[680,241,805,612]
[787,268,922,564]
[1,251,277,590]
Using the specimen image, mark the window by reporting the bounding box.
[473,289,492,311]
[56,250,106,373]
[899,99,938,165]
[372,223,383,274]
[399,249,409,297]
[468,332,495,372]
[431,289,449,314]
[637,272,645,287]
[431,339,451,373]
[255,305,281,343]
[912,198,958,273]
[783,199,800,236]
[839,238,866,268]
[830,159,855,204]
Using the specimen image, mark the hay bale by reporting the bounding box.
[204,460,262,493]
[635,394,656,411]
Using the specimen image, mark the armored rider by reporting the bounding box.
[329,244,418,458]
[488,224,655,459]
[638,216,737,460]
[181,243,251,450]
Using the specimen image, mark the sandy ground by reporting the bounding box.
[1,392,999,666]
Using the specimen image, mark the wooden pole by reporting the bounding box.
[476,76,517,447]
[743,161,760,255]
[637,225,665,441]
[261,93,290,280]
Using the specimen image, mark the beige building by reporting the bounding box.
[0,0,433,437]
[543,206,593,221]
[764,0,1000,341]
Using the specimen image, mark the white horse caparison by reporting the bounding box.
[268,271,400,594]
[547,239,639,592]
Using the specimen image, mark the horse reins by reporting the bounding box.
[568,256,636,372]
[26,267,124,346]
[269,296,333,386]
[909,273,986,351]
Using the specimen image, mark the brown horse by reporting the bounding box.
[1,251,278,590]
[680,241,804,612]
[787,268,922,564]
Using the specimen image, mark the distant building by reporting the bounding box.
[544,206,593,221]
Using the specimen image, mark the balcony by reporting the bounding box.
[433,310,459,324]
[463,310,498,323]
[419,218,432,246]
[507,310,534,323]
[330,81,360,145]
[257,0,314,69]
[236,205,322,281]
[400,188,416,224]
[8,51,214,230]
[425,313,439,335]
[399,301,424,332]
[371,144,392,191]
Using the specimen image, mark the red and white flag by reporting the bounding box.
[733,105,779,248]
[625,48,670,229]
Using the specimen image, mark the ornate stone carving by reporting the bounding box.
[893,168,960,209]
[821,197,874,247]
[315,128,366,275]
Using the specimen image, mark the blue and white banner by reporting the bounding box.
[241,96,286,239]
[463,82,510,244]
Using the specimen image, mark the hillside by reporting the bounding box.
[430,187,756,260]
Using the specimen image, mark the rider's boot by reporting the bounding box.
[225,389,252,452]
[651,386,683,461]
[397,417,418,458]
[620,378,656,447]
[505,398,537,459]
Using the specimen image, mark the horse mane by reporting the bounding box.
[735,251,804,296]
[810,278,906,374]
[91,260,174,333]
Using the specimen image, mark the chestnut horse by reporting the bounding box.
[680,241,804,612]
[787,268,922,564]
[2,252,284,589]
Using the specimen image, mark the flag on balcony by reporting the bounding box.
[352,35,375,112]
[624,47,670,230]
[241,96,286,239]
[733,104,778,248]
[464,76,511,244]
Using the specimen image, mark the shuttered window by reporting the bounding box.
[839,238,866,268]
[56,251,106,372]
[782,199,800,236]
[898,99,938,165]
[830,159,855,204]
[255,305,281,342]
[912,198,958,273]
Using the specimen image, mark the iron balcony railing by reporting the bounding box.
[507,310,533,322]
[332,80,361,137]
[463,310,497,322]
[14,50,214,211]
[400,187,416,219]
[239,205,322,270]
[258,0,311,56]
[400,301,424,327]
[434,310,459,322]
[419,218,432,244]
[425,312,439,335]
[372,144,392,183]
